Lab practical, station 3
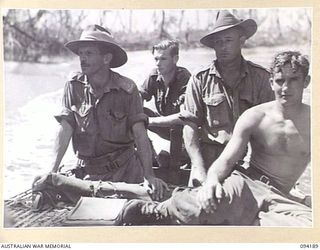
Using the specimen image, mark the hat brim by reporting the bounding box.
[200,19,257,48]
[65,40,128,68]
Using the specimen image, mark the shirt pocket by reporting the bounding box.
[99,110,130,142]
[203,93,231,127]
[71,104,95,134]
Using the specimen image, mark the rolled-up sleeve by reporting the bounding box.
[139,76,153,102]
[54,82,76,129]
[127,86,149,128]
[180,74,204,126]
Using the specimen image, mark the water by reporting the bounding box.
[3,47,312,199]
[4,48,214,199]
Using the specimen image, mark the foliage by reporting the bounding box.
[2,9,311,62]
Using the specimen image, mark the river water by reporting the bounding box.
[3,47,311,199]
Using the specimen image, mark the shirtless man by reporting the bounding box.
[196,51,311,223]
[120,51,312,226]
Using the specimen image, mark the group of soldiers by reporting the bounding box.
[36,10,311,226]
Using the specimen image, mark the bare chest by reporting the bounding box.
[260,119,310,156]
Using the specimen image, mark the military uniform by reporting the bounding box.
[140,67,190,139]
[140,66,191,117]
[55,70,147,182]
[181,58,274,168]
[140,66,191,176]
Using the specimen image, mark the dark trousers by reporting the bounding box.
[144,107,190,184]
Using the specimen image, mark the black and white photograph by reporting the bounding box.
[2,6,313,231]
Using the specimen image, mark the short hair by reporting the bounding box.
[270,51,309,78]
[152,40,179,57]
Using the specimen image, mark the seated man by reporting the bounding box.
[34,25,167,201]
[139,40,191,173]
[181,10,274,186]
[120,51,312,226]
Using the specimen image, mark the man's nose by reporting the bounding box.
[79,54,87,61]
[220,40,227,50]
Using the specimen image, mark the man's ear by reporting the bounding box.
[239,36,246,48]
[304,75,311,88]
[269,78,275,91]
[103,53,113,65]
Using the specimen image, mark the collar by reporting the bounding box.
[101,70,121,93]
[209,57,249,79]
[151,66,178,83]
[71,70,134,94]
[68,71,87,84]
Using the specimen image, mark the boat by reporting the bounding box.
[4,189,72,227]
[4,166,190,228]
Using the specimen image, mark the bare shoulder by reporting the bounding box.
[290,103,310,125]
[240,102,270,122]
[235,103,270,134]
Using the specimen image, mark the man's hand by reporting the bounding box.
[196,176,224,213]
[32,173,50,190]
[143,176,169,201]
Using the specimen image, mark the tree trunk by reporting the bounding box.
[159,10,166,39]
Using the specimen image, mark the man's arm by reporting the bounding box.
[197,109,260,212]
[180,73,207,186]
[183,123,206,185]
[51,119,73,173]
[149,113,194,127]
[139,74,154,102]
[132,121,168,201]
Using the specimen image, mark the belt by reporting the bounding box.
[77,147,135,175]
[235,165,286,193]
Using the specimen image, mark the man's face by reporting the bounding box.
[211,28,245,64]
[153,48,178,76]
[78,45,109,76]
[270,63,310,106]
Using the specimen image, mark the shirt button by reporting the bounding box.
[212,132,218,137]
[212,120,220,125]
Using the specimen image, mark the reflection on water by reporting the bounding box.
[4,89,77,198]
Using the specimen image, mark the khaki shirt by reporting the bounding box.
[181,58,274,145]
[55,70,148,158]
